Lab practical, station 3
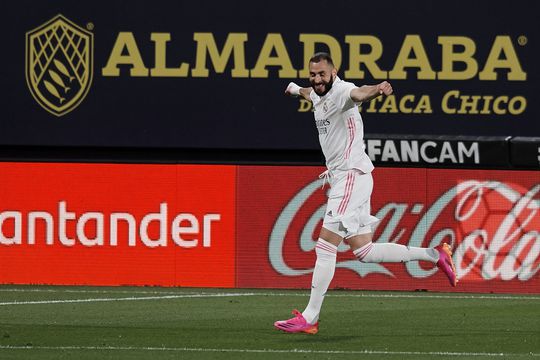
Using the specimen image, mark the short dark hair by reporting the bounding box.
[309,52,334,67]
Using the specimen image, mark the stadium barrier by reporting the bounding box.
[1,134,538,169]
[510,137,540,169]
[0,162,538,294]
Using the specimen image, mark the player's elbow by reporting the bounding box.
[350,88,368,103]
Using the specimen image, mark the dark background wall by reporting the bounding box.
[1,0,539,161]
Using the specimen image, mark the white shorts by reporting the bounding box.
[322,169,379,238]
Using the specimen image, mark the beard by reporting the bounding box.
[311,74,335,96]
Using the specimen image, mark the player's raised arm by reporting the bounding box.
[350,81,393,103]
[285,82,313,102]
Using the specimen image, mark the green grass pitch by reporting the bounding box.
[0,286,538,360]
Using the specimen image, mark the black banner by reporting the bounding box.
[365,135,510,168]
[510,137,540,169]
[1,0,539,150]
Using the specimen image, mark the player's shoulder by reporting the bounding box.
[334,77,356,90]
[329,77,356,97]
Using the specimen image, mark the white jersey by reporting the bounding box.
[310,77,374,173]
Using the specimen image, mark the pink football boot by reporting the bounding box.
[437,243,458,287]
[274,310,319,334]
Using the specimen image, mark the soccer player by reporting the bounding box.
[274,52,457,335]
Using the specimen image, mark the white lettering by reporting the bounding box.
[367,139,381,161]
[140,203,168,247]
[420,141,438,163]
[269,178,540,283]
[400,140,419,162]
[77,212,104,246]
[203,214,221,247]
[110,212,137,246]
[172,213,199,248]
[366,140,479,164]
[458,142,479,163]
[59,201,75,246]
[0,211,21,245]
[439,142,458,163]
[28,212,53,245]
[381,141,400,161]
[0,202,220,248]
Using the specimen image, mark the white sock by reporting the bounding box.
[354,242,439,263]
[302,239,337,324]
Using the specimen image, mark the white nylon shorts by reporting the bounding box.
[322,169,379,238]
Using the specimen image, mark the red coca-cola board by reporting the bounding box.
[237,166,540,293]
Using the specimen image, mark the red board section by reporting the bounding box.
[237,166,540,293]
[0,163,236,287]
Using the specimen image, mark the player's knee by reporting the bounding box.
[314,238,338,261]
[320,224,344,246]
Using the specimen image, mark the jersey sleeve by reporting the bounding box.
[334,81,358,111]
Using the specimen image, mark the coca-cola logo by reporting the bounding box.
[452,181,540,281]
[269,178,540,282]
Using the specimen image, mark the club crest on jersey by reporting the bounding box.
[26,14,93,116]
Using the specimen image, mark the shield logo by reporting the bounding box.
[26,14,93,116]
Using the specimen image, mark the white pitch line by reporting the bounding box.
[0,345,538,357]
[0,288,539,301]
[0,293,257,306]
[318,293,540,301]
[0,288,214,295]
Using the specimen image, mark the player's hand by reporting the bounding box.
[378,81,393,96]
[285,82,301,97]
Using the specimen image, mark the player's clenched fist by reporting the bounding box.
[378,81,393,96]
[285,82,301,97]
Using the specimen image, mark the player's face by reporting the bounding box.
[309,60,336,96]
